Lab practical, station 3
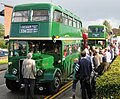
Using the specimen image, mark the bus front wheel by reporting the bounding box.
[48,73,61,94]
[6,79,20,91]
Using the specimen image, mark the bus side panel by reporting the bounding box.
[62,53,79,79]
[51,23,81,38]
[51,22,60,36]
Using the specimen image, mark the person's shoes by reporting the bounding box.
[25,96,29,99]
[72,94,76,99]
[30,96,37,99]
[92,91,96,96]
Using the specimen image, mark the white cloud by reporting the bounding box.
[83,18,120,29]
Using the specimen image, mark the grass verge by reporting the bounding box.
[0,57,8,65]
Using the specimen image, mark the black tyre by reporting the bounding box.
[48,73,61,94]
[6,79,20,91]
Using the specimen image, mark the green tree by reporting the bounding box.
[0,40,7,48]
[0,23,4,37]
[103,20,112,33]
[0,23,7,48]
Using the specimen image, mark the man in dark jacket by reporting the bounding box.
[77,50,92,99]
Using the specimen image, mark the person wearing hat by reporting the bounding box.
[22,53,36,99]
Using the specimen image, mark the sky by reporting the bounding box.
[0,0,120,28]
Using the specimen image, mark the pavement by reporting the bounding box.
[0,64,7,71]
[0,56,8,71]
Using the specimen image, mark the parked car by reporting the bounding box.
[0,50,8,57]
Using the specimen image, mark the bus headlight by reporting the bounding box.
[37,69,43,76]
[58,60,61,63]
[12,68,17,75]
[8,62,12,65]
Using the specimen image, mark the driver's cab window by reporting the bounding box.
[42,43,60,55]
[9,41,27,56]
[14,41,27,56]
[54,45,60,54]
[29,41,40,53]
[53,10,62,23]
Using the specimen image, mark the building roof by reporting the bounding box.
[0,10,4,16]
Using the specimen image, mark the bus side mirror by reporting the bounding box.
[52,35,56,43]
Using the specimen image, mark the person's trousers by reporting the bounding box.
[72,80,78,92]
[80,77,92,99]
[91,76,96,95]
[24,78,35,99]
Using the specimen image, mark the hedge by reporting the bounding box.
[96,56,120,98]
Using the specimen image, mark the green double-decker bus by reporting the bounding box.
[4,3,83,93]
[88,25,109,48]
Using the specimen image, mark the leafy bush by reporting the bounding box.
[96,56,120,98]
[0,40,7,48]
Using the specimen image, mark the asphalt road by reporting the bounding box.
[0,65,52,98]
[0,65,95,99]
[0,68,45,99]
[0,71,5,86]
[57,82,82,99]
[0,67,78,99]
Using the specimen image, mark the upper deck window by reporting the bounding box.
[32,10,49,22]
[68,17,73,26]
[12,11,29,22]
[63,13,68,25]
[53,10,62,22]
[77,21,80,28]
[88,27,104,33]
[73,19,76,28]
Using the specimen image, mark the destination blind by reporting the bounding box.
[20,24,38,33]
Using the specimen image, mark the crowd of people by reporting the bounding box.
[21,42,119,99]
[72,43,119,99]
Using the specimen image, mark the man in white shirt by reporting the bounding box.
[22,53,36,99]
[105,48,111,64]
